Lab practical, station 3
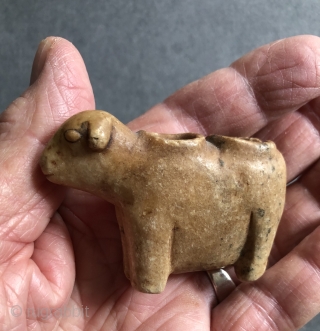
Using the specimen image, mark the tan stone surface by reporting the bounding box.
[40,110,286,293]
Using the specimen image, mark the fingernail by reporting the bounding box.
[30,37,56,85]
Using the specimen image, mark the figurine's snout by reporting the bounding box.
[40,144,56,177]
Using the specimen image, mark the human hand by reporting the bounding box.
[1,35,319,330]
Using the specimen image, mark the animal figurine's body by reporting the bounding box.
[40,110,286,293]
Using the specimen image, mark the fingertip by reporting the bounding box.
[28,36,95,126]
[30,37,60,85]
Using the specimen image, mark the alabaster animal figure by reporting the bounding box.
[40,110,286,294]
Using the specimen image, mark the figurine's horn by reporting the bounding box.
[87,117,112,151]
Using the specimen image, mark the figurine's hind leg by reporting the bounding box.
[234,208,281,282]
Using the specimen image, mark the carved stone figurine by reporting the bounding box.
[40,110,286,293]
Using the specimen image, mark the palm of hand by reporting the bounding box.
[1,36,319,331]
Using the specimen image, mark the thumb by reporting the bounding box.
[0,37,95,243]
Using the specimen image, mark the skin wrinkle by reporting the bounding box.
[300,103,320,137]
[154,311,207,331]
[298,229,320,279]
[244,43,320,115]
[0,243,29,267]
[63,227,117,287]
[156,103,181,132]
[29,265,60,309]
[230,66,264,122]
[63,223,120,285]
[4,270,28,301]
[291,142,320,180]
[0,98,27,137]
[44,63,86,125]
[48,56,93,116]
[59,295,86,330]
[189,97,208,135]
[213,295,249,331]
[298,104,320,136]
[58,205,95,239]
[260,86,319,99]
[117,280,189,330]
[242,301,278,331]
[114,291,133,331]
[255,111,320,181]
[236,285,296,331]
[132,297,175,331]
[0,241,24,263]
[35,234,67,257]
[163,98,199,134]
[124,311,144,331]
[254,60,301,80]
[248,301,292,330]
[170,106,197,133]
[47,75,74,118]
[217,68,266,133]
[275,113,310,148]
[0,191,49,240]
[86,302,117,331]
[289,69,294,104]
[30,254,64,292]
[275,203,320,263]
[24,129,48,150]
[206,78,225,118]
[0,96,35,142]
[301,166,320,209]
[301,256,320,292]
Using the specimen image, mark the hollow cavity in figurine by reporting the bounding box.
[40,110,286,294]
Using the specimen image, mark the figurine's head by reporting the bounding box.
[40,110,117,192]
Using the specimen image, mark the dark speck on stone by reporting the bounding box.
[257,208,265,217]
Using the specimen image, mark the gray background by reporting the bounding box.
[0,1,319,329]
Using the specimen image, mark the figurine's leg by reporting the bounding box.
[130,226,173,293]
[234,208,280,282]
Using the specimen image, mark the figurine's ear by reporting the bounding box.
[87,117,113,151]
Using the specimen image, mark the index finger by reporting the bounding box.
[129,35,320,181]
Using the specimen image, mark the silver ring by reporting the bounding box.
[207,269,236,303]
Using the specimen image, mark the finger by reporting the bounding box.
[0,37,95,243]
[30,212,75,308]
[129,35,320,136]
[254,101,320,181]
[253,108,320,262]
[271,181,320,264]
[270,157,320,261]
[58,189,125,294]
[211,226,320,330]
[24,212,75,329]
[1,213,74,330]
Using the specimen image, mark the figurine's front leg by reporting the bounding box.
[128,215,173,293]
